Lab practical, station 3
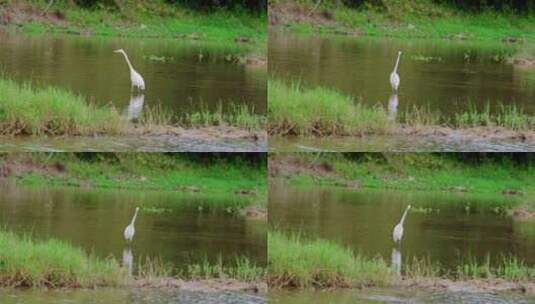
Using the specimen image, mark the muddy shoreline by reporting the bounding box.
[133,278,267,294]
[0,126,267,152]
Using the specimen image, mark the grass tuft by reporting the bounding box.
[268,80,394,136]
[0,79,124,136]
[0,230,125,288]
[268,231,392,288]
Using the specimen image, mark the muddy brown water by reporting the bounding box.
[269,184,535,272]
[0,183,266,273]
[269,32,535,118]
[0,32,266,118]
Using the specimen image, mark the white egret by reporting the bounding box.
[393,205,411,243]
[390,51,402,92]
[124,207,139,242]
[114,49,145,91]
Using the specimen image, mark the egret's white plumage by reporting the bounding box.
[390,51,402,92]
[393,205,411,243]
[114,49,145,91]
[124,207,139,242]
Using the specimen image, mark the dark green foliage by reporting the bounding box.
[340,0,534,13]
[166,0,266,12]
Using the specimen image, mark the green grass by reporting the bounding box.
[271,0,535,43]
[271,153,535,200]
[268,79,394,136]
[184,255,266,282]
[8,0,266,53]
[0,79,124,136]
[5,153,267,206]
[0,78,265,135]
[268,231,392,288]
[0,230,125,288]
[269,231,535,290]
[182,103,266,131]
[269,80,535,135]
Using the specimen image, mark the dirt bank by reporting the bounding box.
[132,278,267,294]
[399,278,535,296]
[398,125,535,145]
[0,3,65,27]
[268,2,335,27]
[129,125,266,144]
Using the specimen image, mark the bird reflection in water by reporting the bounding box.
[126,93,145,121]
[123,247,134,277]
[388,94,398,122]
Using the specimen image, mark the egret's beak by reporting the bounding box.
[113,49,121,53]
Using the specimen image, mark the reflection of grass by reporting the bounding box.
[269,80,394,136]
[5,153,267,207]
[269,80,535,135]
[0,79,123,136]
[268,231,392,288]
[0,230,125,288]
[185,255,265,282]
[270,231,535,290]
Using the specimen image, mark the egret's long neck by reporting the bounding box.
[120,52,135,73]
[130,209,139,226]
[399,206,409,226]
[393,53,401,73]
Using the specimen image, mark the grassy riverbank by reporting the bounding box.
[0,230,125,288]
[1,0,266,52]
[269,153,535,199]
[1,153,267,206]
[269,0,535,43]
[0,78,265,136]
[269,231,535,290]
[0,229,265,288]
[268,80,535,136]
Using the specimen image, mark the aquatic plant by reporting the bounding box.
[183,103,266,130]
[184,255,265,282]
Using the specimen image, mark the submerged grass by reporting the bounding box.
[182,103,266,131]
[268,231,392,288]
[269,80,535,136]
[184,255,266,282]
[0,79,123,136]
[270,231,535,290]
[0,230,125,288]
